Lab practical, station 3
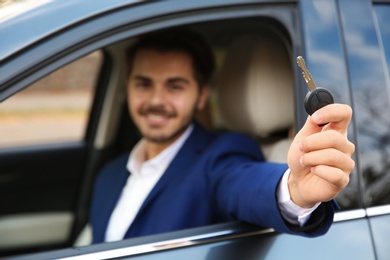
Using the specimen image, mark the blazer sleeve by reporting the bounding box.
[206,132,335,237]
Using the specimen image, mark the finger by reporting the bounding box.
[295,115,324,139]
[300,148,355,173]
[300,130,355,155]
[310,164,351,191]
[311,104,352,134]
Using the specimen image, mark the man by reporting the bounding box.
[90,28,355,243]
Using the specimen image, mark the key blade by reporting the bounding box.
[296,56,317,91]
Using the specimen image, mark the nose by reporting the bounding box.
[149,85,166,106]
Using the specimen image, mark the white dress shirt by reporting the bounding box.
[105,124,319,242]
[105,125,193,242]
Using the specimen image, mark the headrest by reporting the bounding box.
[216,33,294,138]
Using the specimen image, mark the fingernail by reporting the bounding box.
[300,156,304,167]
[312,112,321,123]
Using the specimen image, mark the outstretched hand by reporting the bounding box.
[287,104,355,208]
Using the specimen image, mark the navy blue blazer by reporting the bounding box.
[90,122,335,243]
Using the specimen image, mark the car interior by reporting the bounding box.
[215,30,294,163]
[94,19,295,172]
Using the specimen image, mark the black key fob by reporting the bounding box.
[304,88,334,115]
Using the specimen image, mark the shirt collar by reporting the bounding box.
[127,123,194,175]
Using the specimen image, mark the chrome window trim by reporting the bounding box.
[59,208,374,260]
[60,228,274,260]
[19,208,375,260]
[333,209,366,223]
[366,205,390,217]
[332,205,390,222]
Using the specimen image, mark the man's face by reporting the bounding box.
[127,49,209,147]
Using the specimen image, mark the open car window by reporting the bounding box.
[0,51,101,148]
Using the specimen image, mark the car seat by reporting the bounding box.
[216,32,294,163]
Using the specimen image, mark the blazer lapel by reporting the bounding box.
[93,155,130,243]
[131,122,212,222]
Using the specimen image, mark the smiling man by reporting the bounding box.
[128,49,209,158]
[90,28,355,243]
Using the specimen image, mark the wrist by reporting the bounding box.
[288,171,316,208]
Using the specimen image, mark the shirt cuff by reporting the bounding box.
[277,168,321,227]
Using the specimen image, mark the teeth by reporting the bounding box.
[147,114,166,121]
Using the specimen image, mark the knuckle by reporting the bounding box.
[340,173,350,189]
[327,130,341,144]
[330,149,344,164]
[333,171,344,184]
[348,157,356,172]
[300,138,309,151]
[349,142,356,155]
[332,169,349,189]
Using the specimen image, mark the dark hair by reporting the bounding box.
[126,28,215,88]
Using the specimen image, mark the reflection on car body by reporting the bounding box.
[1,0,390,259]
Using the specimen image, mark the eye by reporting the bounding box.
[134,80,151,89]
[168,84,184,91]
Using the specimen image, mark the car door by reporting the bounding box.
[305,0,390,259]
[2,1,306,256]
[0,2,130,256]
[0,0,382,259]
[340,1,390,259]
[0,31,106,258]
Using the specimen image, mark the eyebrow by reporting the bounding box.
[167,77,190,85]
[132,75,190,85]
[132,75,151,82]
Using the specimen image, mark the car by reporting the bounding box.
[1,0,390,259]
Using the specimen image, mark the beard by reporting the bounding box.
[136,104,196,144]
[139,105,176,118]
[143,123,190,144]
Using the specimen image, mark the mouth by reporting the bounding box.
[145,113,169,124]
[139,106,176,126]
[141,108,176,126]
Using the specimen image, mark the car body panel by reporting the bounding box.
[1,0,390,259]
[367,208,390,259]
[7,217,375,260]
[0,0,141,61]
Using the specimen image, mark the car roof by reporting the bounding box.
[0,0,295,62]
[0,0,142,61]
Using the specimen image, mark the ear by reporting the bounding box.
[196,85,210,111]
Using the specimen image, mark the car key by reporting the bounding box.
[296,56,334,117]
